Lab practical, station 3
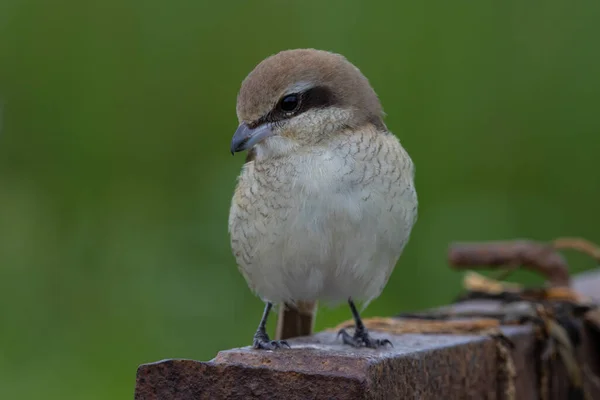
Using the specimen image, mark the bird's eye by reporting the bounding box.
[280,94,299,113]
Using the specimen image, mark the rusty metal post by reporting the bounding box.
[135,270,600,400]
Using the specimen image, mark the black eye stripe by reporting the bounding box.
[249,86,337,128]
[299,86,335,111]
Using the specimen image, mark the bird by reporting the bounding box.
[228,49,418,350]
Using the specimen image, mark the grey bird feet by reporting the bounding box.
[338,298,393,348]
[251,302,290,350]
[338,327,393,349]
[252,330,290,350]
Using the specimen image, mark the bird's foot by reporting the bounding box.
[252,330,290,350]
[337,328,392,349]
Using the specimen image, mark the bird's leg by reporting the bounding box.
[338,298,392,349]
[252,302,290,350]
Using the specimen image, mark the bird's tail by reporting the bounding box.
[275,301,317,340]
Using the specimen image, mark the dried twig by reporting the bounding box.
[448,240,571,287]
[552,237,600,262]
[331,316,501,335]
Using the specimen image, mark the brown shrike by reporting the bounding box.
[229,49,418,350]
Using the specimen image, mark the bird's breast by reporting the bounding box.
[229,131,417,302]
[233,134,414,242]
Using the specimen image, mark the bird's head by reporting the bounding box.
[230,49,385,159]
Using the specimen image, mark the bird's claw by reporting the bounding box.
[337,328,393,349]
[252,331,290,350]
[253,339,290,350]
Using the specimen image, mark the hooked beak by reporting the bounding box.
[230,123,274,155]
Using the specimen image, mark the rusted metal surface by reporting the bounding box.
[135,270,600,400]
[136,330,506,399]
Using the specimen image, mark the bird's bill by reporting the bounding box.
[230,123,274,154]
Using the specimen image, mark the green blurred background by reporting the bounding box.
[1,0,599,398]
